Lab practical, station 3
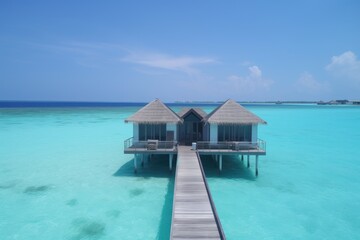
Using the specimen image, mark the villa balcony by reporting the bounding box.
[124,137,266,156]
[196,139,266,155]
[124,137,178,154]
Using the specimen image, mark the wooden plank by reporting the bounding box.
[170,146,222,240]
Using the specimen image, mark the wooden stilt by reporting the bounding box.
[141,154,144,167]
[256,155,259,176]
[169,154,173,171]
[134,154,137,173]
[247,155,250,168]
[241,155,244,161]
[219,155,223,171]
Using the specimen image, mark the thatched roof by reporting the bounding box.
[125,99,182,124]
[204,99,267,124]
[177,108,207,119]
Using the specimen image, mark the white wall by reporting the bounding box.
[251,124,258,143]
[210,123,218,143]
[166,123,177,141]
[133,123,139,142]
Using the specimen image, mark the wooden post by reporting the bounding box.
[256,155,259,176]
[169,154,173,171]
[241,155,244,161]
[134,154,137,173]
[247,155,250,168]
[141,154,144,167]
[219,155,223,171]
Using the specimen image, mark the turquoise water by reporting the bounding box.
[204,105,360,240]
[1,105,360,239]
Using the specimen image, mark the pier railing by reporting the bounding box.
[196,151,226,239]
[196,139,266,152]
[124,137,177,151]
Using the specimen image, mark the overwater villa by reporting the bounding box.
[124,98,266,174]
[124,99,267,239]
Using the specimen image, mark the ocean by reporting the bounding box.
[0,103,359,239]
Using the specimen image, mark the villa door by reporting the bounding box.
[179,110,204,145]
[184,121,203,145]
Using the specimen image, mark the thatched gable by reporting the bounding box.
[125,99,182,124]
[177,108,207,120]
[204,99,266,124]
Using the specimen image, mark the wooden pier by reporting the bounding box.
[171,146,225,240]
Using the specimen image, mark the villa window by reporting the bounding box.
[139,124,166,141]
[218,124,252,142]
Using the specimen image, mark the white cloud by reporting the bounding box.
[326,51,360,82]
[37,41,217,75]
[122,52,216,75]
[227,65,273,91]
[249,65,262,78]
[296,72,328,93]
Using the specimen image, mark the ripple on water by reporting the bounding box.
[0,180,19,190]
[71,218,106,240]
[129,188,144,197]
[66,199,78,207]
[105,209,121,219]
[23,185,52,195]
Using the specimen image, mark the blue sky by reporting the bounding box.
[1,0,360,102]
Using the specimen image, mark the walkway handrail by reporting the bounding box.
[196,151,226,240]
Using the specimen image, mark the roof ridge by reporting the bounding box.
[157,99,183,121]
[204,100,225,121]
[204,99,266,124]
[125,99,182,123]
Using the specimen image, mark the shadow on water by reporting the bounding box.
[23,185,53,195]
[113,154,176,239]
[200,155,256,181]
[113,154,177,179]
[0,180,19,190]
[70,218,106,240]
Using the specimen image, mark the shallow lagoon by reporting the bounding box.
[0,105,359,239]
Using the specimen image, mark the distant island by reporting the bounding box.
[1,100,359,108]
[315,100,360,105]
[174,100,360,105]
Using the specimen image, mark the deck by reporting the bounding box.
[171,146,225,240]
[123,138,177,154]
[196,140,266,156]
[124,138,266,156]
